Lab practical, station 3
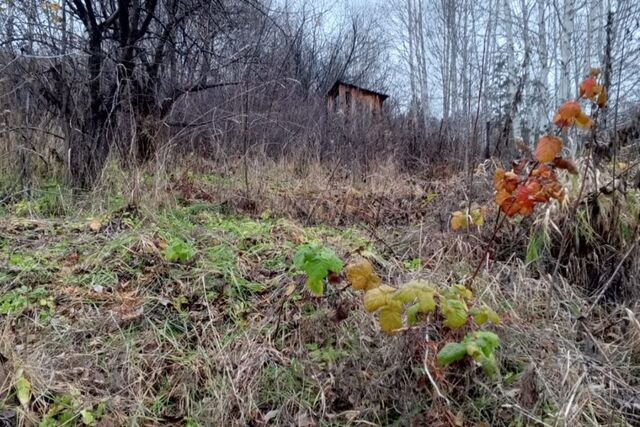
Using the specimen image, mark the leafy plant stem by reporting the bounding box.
[552,111,599,277]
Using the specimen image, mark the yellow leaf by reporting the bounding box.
[285,283,296,296]
[575,112,593,129]
[393,281,436,306]
[89,218,102,232]
[15,370,31,408]
[416,290,436,313]
[487,309,500,325]
[450,211,468,231]
[346,259,381,291]
[446,284,474,301]
[378,308,403,334]
[363,285,396,313]
[393,287,419,304]
[535,135,563,163]
[470,208,484,227]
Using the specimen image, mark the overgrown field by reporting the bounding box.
[1,168,639,426]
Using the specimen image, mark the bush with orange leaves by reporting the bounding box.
[491,68,606,219]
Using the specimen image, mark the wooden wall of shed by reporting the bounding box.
[326,84,384,116]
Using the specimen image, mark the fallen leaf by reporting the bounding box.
[89,218,102,232]
[15,370,30,408]
[285,283,296,296]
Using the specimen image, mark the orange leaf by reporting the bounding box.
[500,197,521,217]
[597,87,607,108]
[495,189,512,206]
[494,169,518,193]
[579,78,602,100]
[553,157,578,175]
[494,168,505,186]
[575,112,593,129]
[554,101,582,129]
[535,135,563,163]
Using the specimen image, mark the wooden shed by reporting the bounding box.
[326,80,388,116]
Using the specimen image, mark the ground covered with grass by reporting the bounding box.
[1,167,639,426]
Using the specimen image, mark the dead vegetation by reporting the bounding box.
[0,161,639,426]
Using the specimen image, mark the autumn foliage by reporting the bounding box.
[488,69,606,219]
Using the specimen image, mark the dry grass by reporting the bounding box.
[0,162,639,426]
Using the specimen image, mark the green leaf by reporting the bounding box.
[294,244,343,296]
[470,306,500,326]
[478,353,499,377]
[307,278,324,296]
[15,370,31,408]
[526,231,548,265]
[474,331,500,357]
[165,238,195,263]
[406,303,420,326]
[437,342,468,366]
[465,341,483,359]
[401,287,436,326]
[80,409,96,426]
[441,298,468,329]
[446,284,474,301]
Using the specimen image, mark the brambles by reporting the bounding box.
[293,251,501,377]
[165,238,196,263]
[451,68,606,223]
[451,207,485,231]
[293,243,344,295]
[492,70,608,219]
[553,100,592,130]
[437,331,500,377]
[495,163,567,217]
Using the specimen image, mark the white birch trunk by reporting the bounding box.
[560,0,575,101]
[536,0,550,140]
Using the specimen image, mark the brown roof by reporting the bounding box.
[326,80,389,100]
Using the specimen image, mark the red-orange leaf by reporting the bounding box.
[579,78,599,99]
[499,197,521,217]
[535,135,563,163]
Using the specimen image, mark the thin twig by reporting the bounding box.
[467,210,507,289]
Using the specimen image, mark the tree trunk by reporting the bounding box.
[66,29,110,188]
